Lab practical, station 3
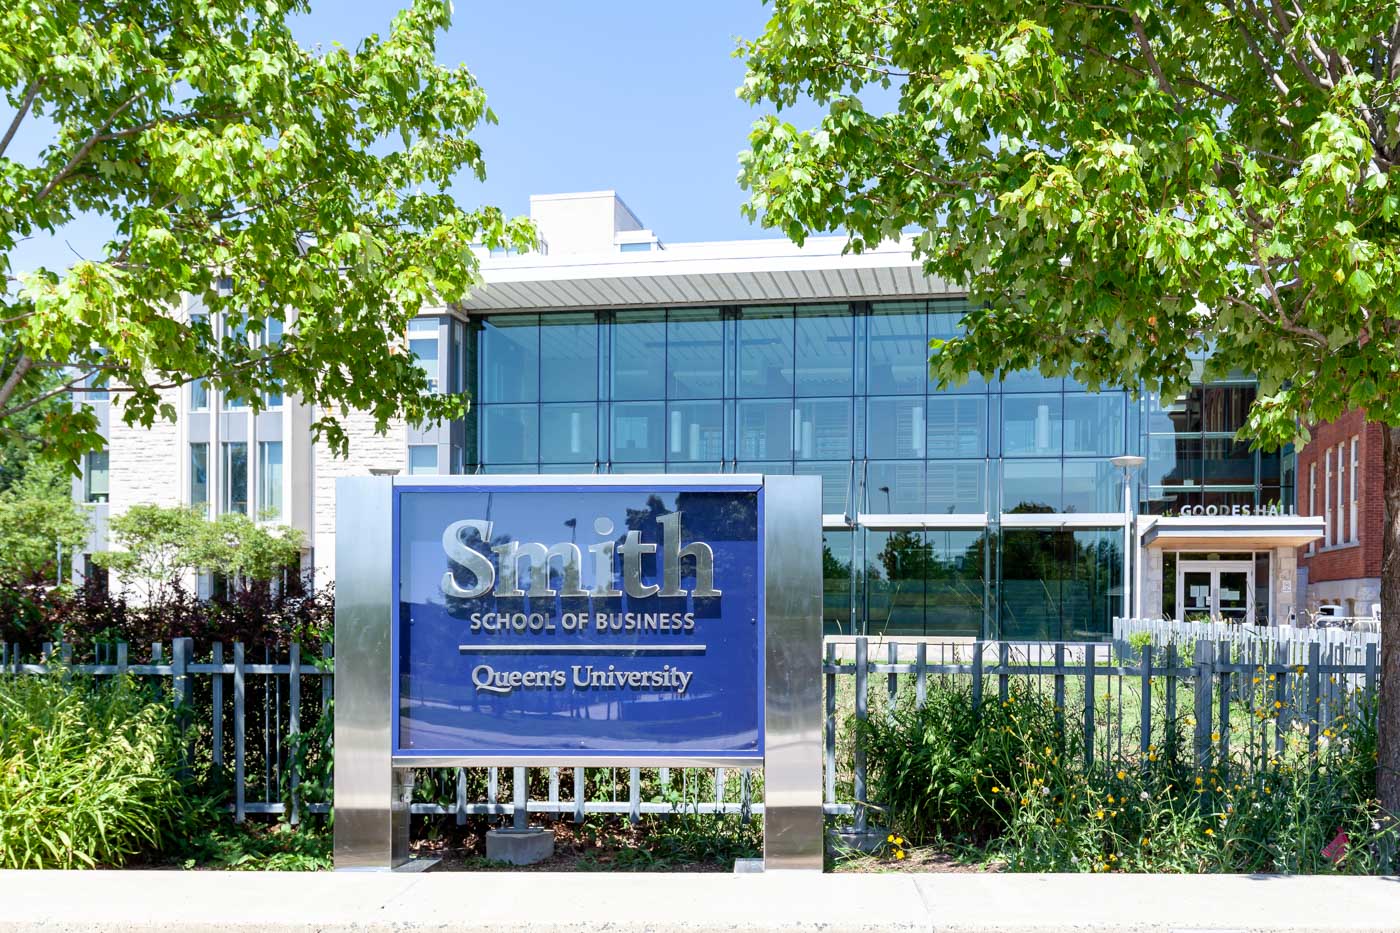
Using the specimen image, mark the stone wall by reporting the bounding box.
[311,406,407,584]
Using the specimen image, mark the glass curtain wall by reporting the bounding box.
[469,302,1277,641]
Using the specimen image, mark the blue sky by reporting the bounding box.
[11,1,834,272]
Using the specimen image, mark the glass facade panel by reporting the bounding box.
[611,401,665,461]
[1003,394,1062,456]
[84,450,109,503]
[540,403,598,464]
[738,307,793,397]
[540,313,598,401]
[795,306,854,396]
[480,315,538,403]
[867,303,926,394]
[611,311,666,400]
[667,309,724,399]
[481,404,539,464]
[465,304,1278,640]
[408,445,438,475]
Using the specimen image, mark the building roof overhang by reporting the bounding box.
[463,236,954,312]
[1140,515,1324,550]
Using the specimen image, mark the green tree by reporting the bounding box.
[0,0,534,470]
[738,3,1400,806]
[0,460,89,583]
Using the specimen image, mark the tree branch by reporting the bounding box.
[0,354,33,412]
[0,78,43,161]
[33,90,146,204]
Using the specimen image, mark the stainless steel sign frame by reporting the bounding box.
[333,473,822,871]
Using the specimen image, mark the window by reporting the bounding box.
[263,318,284,407]
[83,554,109,596]
[1324,448,1333,547]
[738,308,794,398]
[223,442,248,514]
[481,404,539,463]
[480,316,538,403]
[409,318,439,393]
[795,306,854,396]
[540,403,598,464]
[84,450,109,503]
[257,441,283,518]
[541,313,598,401]
[1308,462,1317,553]
[1351,437,1360,544]
[667,309,725,399]
[1337,442,1346,544]
[1003,394,1062,456]
[191,378,209,411]
[408,445,438,475]
[867,303,927,395]
[190,443,209,512]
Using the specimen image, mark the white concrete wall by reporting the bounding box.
[311,407,407,585]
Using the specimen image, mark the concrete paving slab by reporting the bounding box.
[0,870,1397,932]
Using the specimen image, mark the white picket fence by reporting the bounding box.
[1112,616,1380,666]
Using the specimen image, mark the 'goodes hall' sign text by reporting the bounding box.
[393,483,763,759]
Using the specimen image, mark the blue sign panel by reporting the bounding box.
[393,483,764,759]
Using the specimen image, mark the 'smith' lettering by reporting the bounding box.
[441,510,721,600]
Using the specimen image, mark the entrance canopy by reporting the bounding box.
[1140,515,1323,551]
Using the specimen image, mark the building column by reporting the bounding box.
[1143,548,1164,621]
[1272,546,1298,625]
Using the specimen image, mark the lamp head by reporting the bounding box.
[1109,455,1146,471]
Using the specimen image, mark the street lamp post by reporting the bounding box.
[1109,455,1146,621]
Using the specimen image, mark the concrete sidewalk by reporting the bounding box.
[0,869,1397,932]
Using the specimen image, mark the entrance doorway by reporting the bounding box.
[1175,559,1254,623]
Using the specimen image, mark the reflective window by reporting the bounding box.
[1203,437,1255,485]
[540,403,597,464]
[1003,394,1062,457]
[408,445,438,475]
[925,396,987,458]
[863,529,984,637]
[1063,460,1120,513]
[258,441,283,518]
[738,307,793,397]
[667,309,724,399]
[795,306,853,396]
[1003,459,1062,513]
[667,401,724,462]
[611,311,666,400]
[999,528,1119,640]
[867,303,926,395]
[796,460,852,516]
[479,316,538,403]
[84,450,109,503]
[928,302,987,393]
[611,401,665,461]
[222,442,248,514]
[190,443,209,512]
[794,398,852,460]
[1064,393,1124,456]
[263,318,284,407]
[1203,385,1255,434]
[191,377,209,411]
[541,314,598,401]
[822,530,854,635]
[736,399,794,460]
[926,460,986,514]
[481,405,539,463]
[867,397,926,459]
[866,461,925,513]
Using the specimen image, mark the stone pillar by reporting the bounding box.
[1143,548,1165,621]
[1272,546,1298,625]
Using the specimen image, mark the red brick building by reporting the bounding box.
[1295,409,1383,619]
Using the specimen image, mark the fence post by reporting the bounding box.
[628,767,641,824]
[171,637,193,775]
[211,643,223,768]
[512,766,528,830]
[1273,642,1287,759]
[1217,639,1230,762]
[60,643,72,686]
[854,636,868,833]
[234,641,246,823]
[288,642,301,826]
[1193,639,1212,768]
[998,642,1010,705]
[887,641,899,722]
[548,767,560,823]
[1164,642,1177,755]
[1307,641,1321,755]
[824,642,836,809]
[971,640,984,714]
[1053,642,1066,738]
[1083,642,1096,769]
[1366,642,1379,712]
[915,642,927,709]
[573,768,585,824]
[1139,644,1153,756]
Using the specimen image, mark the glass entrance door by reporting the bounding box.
[1175,560,1255,623]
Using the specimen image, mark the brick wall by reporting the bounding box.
[1296,409,1384,586]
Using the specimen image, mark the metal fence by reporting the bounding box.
[1113,616,1381,662]
[2,628,1380,831]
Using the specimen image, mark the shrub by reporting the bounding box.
[0,674,187,868]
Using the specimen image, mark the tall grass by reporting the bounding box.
[0,674,186,868]
[858,679,1397,873]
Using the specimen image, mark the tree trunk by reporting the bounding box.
[1378,426,1400,814]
